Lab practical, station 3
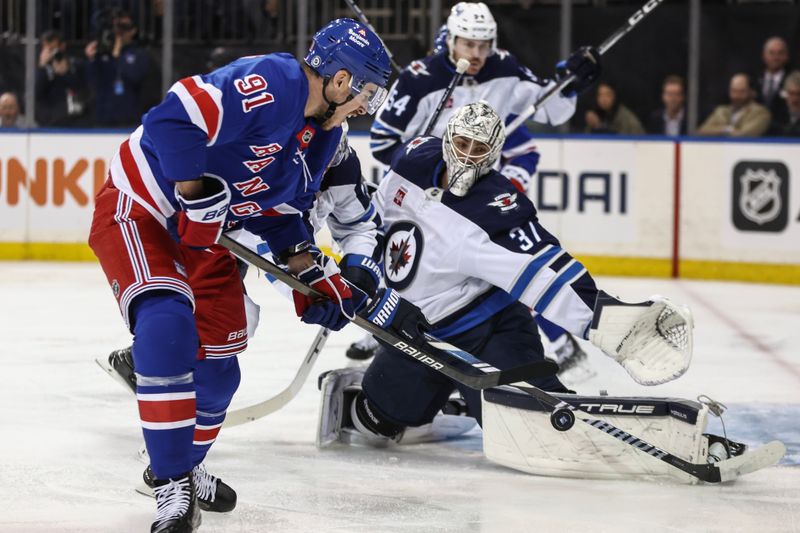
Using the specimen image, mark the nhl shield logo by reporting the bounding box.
[111,279,120,298]
[384,221,424,290]
[732,161,788,232]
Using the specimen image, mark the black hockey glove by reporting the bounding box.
[556,46,602,97]
[358,288,431,348]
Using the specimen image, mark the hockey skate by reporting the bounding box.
[95,346,136,393]
[705,433,747,463]
[316,368,477,447]
[150,472,201,533]
[141,463,237,513]
[345,334,379,361]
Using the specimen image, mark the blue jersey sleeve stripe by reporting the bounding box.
[534,261,587,315]
[510,246,562,299]
[430,290,515,338]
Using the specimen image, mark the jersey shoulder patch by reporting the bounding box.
[478,51,542,85]
[389,136,444,189]
[398,53,460,93]
[443,170,536,235]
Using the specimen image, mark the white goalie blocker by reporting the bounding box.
[589,290,694,386]
[482,387,711,484]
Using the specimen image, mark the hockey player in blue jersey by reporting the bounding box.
[352,1,602,372]
[370,1,599,192]
[88,18,392,533]
[318,102,694,449]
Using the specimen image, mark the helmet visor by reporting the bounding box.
[350,78,388,115]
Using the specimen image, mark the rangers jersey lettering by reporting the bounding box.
[109,52,343,254]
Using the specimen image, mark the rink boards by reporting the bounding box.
[0,130,798,284]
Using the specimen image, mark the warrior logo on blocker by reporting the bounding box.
[384,221,424,290]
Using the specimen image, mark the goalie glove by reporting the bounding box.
[588,290,693,386]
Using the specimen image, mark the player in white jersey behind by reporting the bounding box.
[316,103,721,480]
[351,1,601,375]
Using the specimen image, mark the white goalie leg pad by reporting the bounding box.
[316,368,477,448]
[589,291,693,385]
[482,388,710,484]
[316,368,379,448]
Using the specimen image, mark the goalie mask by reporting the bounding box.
[446,2,497,64]
[442,101,505,197]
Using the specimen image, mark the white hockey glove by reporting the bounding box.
[588,291,693,386]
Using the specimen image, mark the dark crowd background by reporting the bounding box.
[0,0,798,137]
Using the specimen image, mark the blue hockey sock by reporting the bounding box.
[131,292,199,479]
[191,356,241,466]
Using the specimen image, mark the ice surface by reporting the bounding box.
[1,262,798,532]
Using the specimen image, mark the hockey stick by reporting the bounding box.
[343,0,402,73]
[219,234,558,390]
[221,235,783,481]
[422,58,470,136]
[96,329,328,425]
[223,326,329,427]
[505,0,666,135]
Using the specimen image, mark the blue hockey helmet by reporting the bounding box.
[304,18,392,115]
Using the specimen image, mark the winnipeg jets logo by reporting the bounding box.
[384,222,424,290]
[405,136,430,154]
[388,233,413,276]
[407,60,430,77]
[488,192,519,213]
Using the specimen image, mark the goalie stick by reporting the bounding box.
[219,234,558,390]
[506,0,666,135]
[219,236,785,482]
[95,328,329,426]
[509,382,785,483]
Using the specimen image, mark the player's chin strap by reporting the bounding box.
[320,77,354,122]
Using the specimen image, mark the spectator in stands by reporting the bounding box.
[698,73,770,137]
[85,9,150,127]
[35,30,89,127]
[243,0,280,42]
[646,75,687,136]
[768,70,800,137]
[0,92,22,127]
[584,82,645,135]
[755,36,791,124]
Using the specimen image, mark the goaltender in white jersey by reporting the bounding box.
[312,102,767,484]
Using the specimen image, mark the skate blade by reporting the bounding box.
[135,482,154,498]
[94,357,135,394]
